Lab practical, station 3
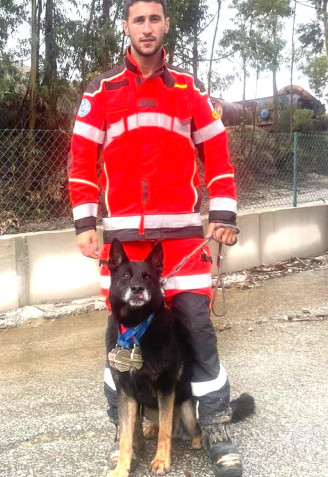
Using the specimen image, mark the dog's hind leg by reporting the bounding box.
[151,391,175,475]
[143,422,159,440]
[179,399,202,449]
[106,390,138,477]
[143,407,159,440]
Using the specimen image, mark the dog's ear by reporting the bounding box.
[108,238,129,271]
[145,241,164,276]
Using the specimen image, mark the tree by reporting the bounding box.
[302,55,328,99]
[254,1,292,132]
[42,0,57,88]
[0,0,27,50]
[298,1,328,101]
[207,0,222,95]
[165,0,208,78]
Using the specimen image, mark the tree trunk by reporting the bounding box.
[81,0,96,88]
[241,55,247,156]
[272,17,279,133]
[101,0,111,71]
[27,0,38,191]
[192,22,198,78]
[29,0,37,130]
[36,0,42,85]
[42,0,57,87]
[273,66,279,133]
[207,0,221,95]
[323,0,328,60]
[290,0,297,133]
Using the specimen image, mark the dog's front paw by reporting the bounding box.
[151,456,171,475]
[104,467,128,477]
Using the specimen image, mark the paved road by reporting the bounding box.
[1,268,328,477]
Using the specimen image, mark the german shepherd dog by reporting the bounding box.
[105,239,254,477]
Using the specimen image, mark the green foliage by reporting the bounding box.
[0,54,23,101]
[293,108,317,132]
[278,106,328,132]
[165,0,209,71]
[297,21,324,56]
[301,55,328,99]
[0,0,28,50]
[297,1,328,99]
[220,0,291,91]
[1,0,325,130]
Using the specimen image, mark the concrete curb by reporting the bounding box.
[0,204,327,314]
[0,296,107,329]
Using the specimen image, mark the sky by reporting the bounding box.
[204,0,321,104]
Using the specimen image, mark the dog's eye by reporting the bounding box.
[142,273,151,281]
[122,272,131,279]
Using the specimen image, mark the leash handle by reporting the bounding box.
[212,224,240,246]
[211,242,227,317]
[211,225,240,317]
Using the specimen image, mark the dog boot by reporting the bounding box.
[201,421,242,477]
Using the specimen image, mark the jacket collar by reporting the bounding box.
[124,47,175,89]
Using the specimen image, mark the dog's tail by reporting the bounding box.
[230,393,255,423]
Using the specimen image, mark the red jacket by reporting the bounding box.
[68,49,237,243]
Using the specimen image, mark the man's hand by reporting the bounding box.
[76,229,99,259]
[206,223,237,245]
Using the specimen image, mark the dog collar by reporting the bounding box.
[117,313,155,350]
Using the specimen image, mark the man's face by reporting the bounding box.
[123,1,170,60]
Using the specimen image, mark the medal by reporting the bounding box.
[109,314,154,372]
[108,346,143,372]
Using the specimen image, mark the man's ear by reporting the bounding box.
[164,17,170,35]
[145,242,164,276]
[123,20,130,37]
[108,239,129,272]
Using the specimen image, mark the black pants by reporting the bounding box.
[104,292,230,427]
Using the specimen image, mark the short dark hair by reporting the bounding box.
[123,0,168,20]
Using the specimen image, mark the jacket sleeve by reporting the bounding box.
[68,84,106,235]
[191,79,237,226]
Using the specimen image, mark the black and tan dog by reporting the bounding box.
[105,239,254,477]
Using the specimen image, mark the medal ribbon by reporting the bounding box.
[117,313,155,349]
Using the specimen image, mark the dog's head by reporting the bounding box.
[108,239,164,325]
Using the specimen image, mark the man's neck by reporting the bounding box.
[130,48,163,78]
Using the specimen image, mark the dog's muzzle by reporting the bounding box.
[124,286,151,307]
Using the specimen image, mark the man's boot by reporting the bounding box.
[201,418,242,477]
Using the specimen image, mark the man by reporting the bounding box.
[68,1,242,476]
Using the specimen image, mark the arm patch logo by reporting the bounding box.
[78,99,91,117]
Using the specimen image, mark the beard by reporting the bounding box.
[130,34,164,58]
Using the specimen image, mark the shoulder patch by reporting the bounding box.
[174,83,188,89]
[78,99,91,117]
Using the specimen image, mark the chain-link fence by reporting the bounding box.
[230,131,328,210]
[0,129,327,234]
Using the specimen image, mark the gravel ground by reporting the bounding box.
[0,268,327,477]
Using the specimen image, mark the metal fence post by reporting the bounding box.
[293,132,299,207]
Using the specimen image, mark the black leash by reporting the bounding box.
[162,225,240,318]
